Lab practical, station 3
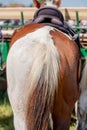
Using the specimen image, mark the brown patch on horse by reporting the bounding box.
[33,0,41,8]
[49,29,81,129]
[54,0,61,7]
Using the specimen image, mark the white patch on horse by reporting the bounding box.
[14,114,26,130]
[45,0,57,8]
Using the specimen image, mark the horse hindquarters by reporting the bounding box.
[7,26,60,130]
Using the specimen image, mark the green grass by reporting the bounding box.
[0,104,14,130]
[70,126,76,130]
[0,91,14,130]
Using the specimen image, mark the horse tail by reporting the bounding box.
[80,59,87,92]
[26,40,60,130]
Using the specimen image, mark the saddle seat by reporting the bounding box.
[33,6,64,25]
[32,6,81,47]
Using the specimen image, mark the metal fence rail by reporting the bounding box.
[0,7,87,20]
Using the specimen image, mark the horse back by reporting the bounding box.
[10,24,45,47]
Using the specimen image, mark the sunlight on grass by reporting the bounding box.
[0,103,14,130]
[0,91,14,130]
[0,104,12,118]
[70,126,76,130]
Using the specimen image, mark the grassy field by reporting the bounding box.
[0,91,76,130]
[0,104,14,130]
[0,91,14,130]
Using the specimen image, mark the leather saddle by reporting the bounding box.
[32,6,81,48]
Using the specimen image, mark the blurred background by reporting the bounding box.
[0,0,87,130]
[0,0,87,7]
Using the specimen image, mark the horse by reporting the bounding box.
[75,59,87,130]
[6,0,84,130]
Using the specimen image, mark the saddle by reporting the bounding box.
[32,6,81,48]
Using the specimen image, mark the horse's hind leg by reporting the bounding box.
[8,83,28,130]
[7,55,30,130]
[14,114,26,130]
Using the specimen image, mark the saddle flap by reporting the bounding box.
[33,14,63,26]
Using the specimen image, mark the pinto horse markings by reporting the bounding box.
[6,0,84,130]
